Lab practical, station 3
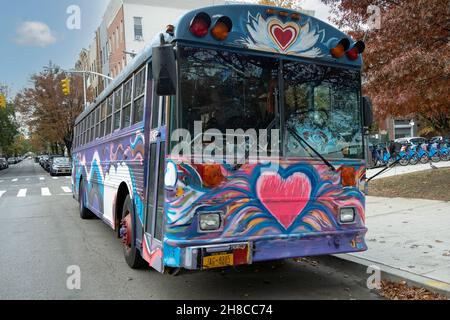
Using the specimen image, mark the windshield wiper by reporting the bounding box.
[286,126,336,172]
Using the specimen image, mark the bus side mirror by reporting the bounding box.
[363,96,374,128]
[152,43,177,96]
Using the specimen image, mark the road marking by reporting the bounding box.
[41,188,51,196]
[39,177,45,181]
[26,178,30,181]
[61,186,72,193]
[52,177,58,180]
[17,189,27,197]
[0,191,5,198]
[12,178,18,182]
[65,176,71,179]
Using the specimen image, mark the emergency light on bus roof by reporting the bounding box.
[211,16,233,41]
[330,38,365,61]
[190,12,211,37]
[330,38,350,58]
[346,40,366,61]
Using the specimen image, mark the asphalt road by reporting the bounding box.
[0,159,382,300]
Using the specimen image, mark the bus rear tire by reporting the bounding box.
[79,179,94,219]
[121,195,146,269]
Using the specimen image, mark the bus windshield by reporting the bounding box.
[177,46,363,160]
[178,46,278,134]
[283,61,363,159]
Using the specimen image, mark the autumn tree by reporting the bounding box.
[321,0,450,135]
[258,0,303,9]
[15,63,87,156]
[0,84,19,156]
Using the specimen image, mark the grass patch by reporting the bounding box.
[369,167,450,201]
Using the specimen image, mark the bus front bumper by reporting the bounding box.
[164,229,367,270]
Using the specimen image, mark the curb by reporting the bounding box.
[334,253,450,298]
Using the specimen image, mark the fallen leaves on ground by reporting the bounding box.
[379,280,448,300]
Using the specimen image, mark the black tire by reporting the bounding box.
[121,195,146,269]
[420,155,429,164]
[409,154,419,165]
[399,156,409,166]
[431,155,440,163]
[79,179,94,219]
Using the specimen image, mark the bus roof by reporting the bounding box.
[76,4,361,124]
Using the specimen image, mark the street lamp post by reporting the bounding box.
[66,70,113,110]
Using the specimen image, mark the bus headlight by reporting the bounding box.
[199,212,222,231]
[340,208,356,224]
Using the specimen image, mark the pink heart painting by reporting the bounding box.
[268,21,299,51]
[256,172,312,229]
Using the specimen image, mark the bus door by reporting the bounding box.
[143,94,167,270]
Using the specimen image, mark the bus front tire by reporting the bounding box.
[121,195,146,269]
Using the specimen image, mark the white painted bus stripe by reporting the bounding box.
[0,191,5,198]
[17,189,27,197]
[61,186,71,193]
[41,188,51,196]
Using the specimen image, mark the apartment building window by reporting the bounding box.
[134,17,143,41]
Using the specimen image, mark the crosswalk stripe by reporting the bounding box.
[61,186,72,193]
[39,177,45,181]
[0,191,5,198]
[41,188,51,196]
[17,189,27,197]
[12,178,18,182]
[65,176,71,179]
[0,180,4,183]
[52,177,58,180]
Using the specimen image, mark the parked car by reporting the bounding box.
[0,158,8,170]
[40,155,49,168]
[394,137,428,146]
[49,157,72,176]
[45,155,64,172]
[7,157,17,165]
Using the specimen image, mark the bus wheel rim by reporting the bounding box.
[121,213,132,248]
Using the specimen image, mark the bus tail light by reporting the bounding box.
[346,40,365,60]
[341,167,356,187]
[211,16,232,41]
[330,38,350,58]
[190,12,211,37]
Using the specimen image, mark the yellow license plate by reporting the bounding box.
[203,253,234,269]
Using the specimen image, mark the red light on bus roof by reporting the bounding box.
[266,9,276,15]
[346,40,365,61]
[211,16,233,41]
[330,38,350,58]
[190,12,211,38]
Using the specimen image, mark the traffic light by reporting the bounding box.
[0,94,6,108]
[61,78,71,96]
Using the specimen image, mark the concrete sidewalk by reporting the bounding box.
[367,161,450,180]
[337,196,450,295]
